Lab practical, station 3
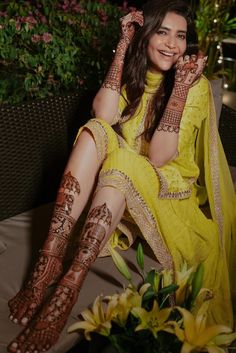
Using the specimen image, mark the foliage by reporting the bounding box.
[68,244,236,353]
[0,0,129,104]
[194,0,236,79]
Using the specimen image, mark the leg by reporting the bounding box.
[8,129,102,326]
[8,187,126,353]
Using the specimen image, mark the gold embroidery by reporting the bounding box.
[96,169,174,271]
[146,157,193,200]
[83,119,109,163]
[208,88,223,247]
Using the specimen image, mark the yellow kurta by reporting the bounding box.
[75,71,236,327]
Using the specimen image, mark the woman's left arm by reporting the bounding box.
[149,53,207,167]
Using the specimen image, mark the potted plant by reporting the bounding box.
[0,0,129,105]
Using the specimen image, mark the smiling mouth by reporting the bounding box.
[159,50,175,57]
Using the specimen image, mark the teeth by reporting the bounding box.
[160,51,174,57]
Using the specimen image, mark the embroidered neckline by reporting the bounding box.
[145,70,164,93]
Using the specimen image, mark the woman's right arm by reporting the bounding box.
[92,11,143,124]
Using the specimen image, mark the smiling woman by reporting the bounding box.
[6,1,236,353]
[147,12,187,73]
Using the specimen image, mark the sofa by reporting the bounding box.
[0,95,236,353]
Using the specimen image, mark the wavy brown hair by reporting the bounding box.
[121,0,199,141]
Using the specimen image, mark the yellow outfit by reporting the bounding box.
[75,71,236,327]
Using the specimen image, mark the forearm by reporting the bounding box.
[157,83,189,133]
[149,84,189,167]
[92,38,128,123]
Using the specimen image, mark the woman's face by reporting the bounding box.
[147,11,187,73]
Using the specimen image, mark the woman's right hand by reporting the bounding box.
[120,11,144,44]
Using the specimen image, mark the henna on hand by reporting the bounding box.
[157,53,207,133]
[120,11,144,45]
[102,11,143,92]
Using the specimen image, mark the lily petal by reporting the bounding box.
[212,332,236,346]
[196,325,232,346]
[176,307,196,343]
[181,341,196,353]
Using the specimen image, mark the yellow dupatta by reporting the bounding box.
[195,82,236,304]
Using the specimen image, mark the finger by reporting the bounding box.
[176,56,184,67]
[183,54,190,62]
[190,54,197,62]
[133,14,144,26]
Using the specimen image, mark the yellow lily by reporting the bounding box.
[106,283,150,326]
[131,300,172,338]
[167,302,233,353]
[67,295,113,340]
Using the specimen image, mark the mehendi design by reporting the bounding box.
[157,54,207,133]
[102,11,143,93]
[8,203,113,353]
[8,171,80,326]
[8,254,63,326]
[102,38,127,92]
[157,83,190,133]
[60,171,81,196]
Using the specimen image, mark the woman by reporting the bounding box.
[8,0,236,352]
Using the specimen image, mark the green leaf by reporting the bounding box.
[158,283,179,296]
[136,243,144,272]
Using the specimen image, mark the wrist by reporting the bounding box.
[115,37,129,57]
[172,82,190,99]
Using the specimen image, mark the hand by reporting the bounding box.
[174,52,207,86]
[120,11,144,44]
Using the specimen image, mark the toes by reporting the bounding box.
[21,317,29,326]
[7,341,18,353]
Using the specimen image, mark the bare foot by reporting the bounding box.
[7,277,83,353]
[8,254,63,326]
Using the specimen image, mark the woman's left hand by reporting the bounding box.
[175,52,208,86]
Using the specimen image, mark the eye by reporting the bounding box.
[156,30,167,36]
[177,34,186,40]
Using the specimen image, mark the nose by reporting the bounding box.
[165,36,176,49]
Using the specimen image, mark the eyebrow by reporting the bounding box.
[160,26,187,33]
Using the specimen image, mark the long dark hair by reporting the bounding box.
[121,0,198,141]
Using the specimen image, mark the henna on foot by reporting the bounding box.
[8,254,63,326]
[8,203,112,352]
[7,278,83,353]
[8,171,80,326]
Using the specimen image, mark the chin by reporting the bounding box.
[151,62,174,72]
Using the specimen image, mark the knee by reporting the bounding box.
[102,148,139,176]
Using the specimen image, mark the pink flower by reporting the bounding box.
[40,15,47,24]
[0,11,7,17]
[25,16,37,25]
[42,32,53,43]
[15,21,21,31]
[31,34,41,43]
[97,9,108,24]
[73,4,84,13]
